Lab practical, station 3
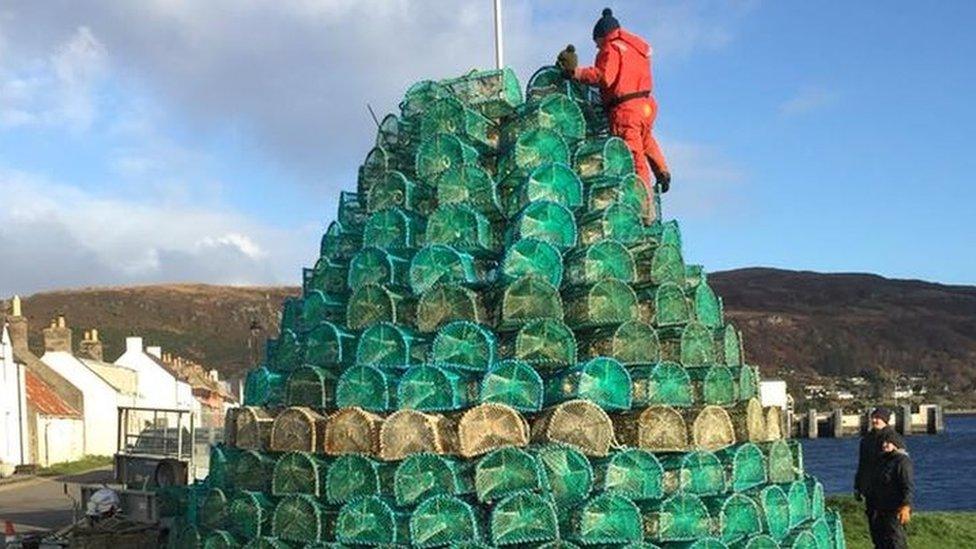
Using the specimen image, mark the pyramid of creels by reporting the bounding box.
[167,66,847,549]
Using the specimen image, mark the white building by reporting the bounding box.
[3,299,86,467]
[39,316,139,456]
[115,337,194,411]
[0,324,29,475]
[24,369,84,467]
[893,387,914,399]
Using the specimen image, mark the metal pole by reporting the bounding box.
[493,0,504,69]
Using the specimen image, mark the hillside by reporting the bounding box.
[11,284,298,380]
[711,268,976,389]
[8,269,976,392]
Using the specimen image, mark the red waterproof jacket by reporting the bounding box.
[575,28,653,107]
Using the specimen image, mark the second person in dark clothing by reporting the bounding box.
[866,429,914,549]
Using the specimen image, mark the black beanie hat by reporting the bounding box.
[877,429,906,449]
[593,8,620,41]
[871,407,892,421]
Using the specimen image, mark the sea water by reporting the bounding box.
[801,414,976,510]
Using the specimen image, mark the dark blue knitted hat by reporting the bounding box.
[592,8,620,41]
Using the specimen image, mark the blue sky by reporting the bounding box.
[1,1,973,294]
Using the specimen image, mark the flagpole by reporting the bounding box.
[493,0,504,69]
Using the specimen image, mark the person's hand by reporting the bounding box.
[658,171,671,194]
[853,491,863,502]
[898,505,911,524]
[556,45,577,78]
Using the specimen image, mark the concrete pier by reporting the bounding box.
[805,408,818,438]
[831,409,844,438]
[792,403,945,438]
[928,405,944,434]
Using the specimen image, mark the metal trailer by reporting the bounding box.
[106,405,224,515]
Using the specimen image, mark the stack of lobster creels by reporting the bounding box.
[171,66,847,549]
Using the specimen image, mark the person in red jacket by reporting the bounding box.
[558,8,670,221]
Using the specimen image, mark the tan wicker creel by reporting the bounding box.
[270,407,328,453]
[323,406,383,456]
[731,397,766,443]
[763,406,784,441]
[531,399,615,457]
[457,402,530,457]
[235,406,274,450]
[614,405,688,452]
[379,409,459,461]
[692,405,736,451]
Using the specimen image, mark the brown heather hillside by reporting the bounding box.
[13,284,300,379]
[9,269,976,392]
[711,268,976,390]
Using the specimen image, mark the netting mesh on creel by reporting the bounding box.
[565,238,637,286]
[501,237,564,286]
[170,65,844,548]
[499,161,583,218]
[430,320,495,372]
[393,453,471,506]
[271,451,328,497]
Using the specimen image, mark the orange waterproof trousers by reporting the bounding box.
[609,97,668,188]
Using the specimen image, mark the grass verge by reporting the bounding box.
[37,455,113,477]
[827,495,976,549]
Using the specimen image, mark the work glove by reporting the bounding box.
[897,505,911,525]
[658,171,671,194]
[556,44,577,78]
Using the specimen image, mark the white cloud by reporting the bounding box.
[0,168,315,294]
[0,26,107,131]
[779,87,838,117]
[0,26,107,132]
[51,26,107,130]
[199,233,265,260]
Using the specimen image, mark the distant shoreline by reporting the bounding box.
[945,409,976,416]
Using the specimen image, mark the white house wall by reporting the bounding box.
[40,351,132,456]
[35,416,84,467]
[0,327,28,469]
[115,338,185,410]
[177,380,195,411]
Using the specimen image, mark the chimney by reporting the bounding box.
[209,369,220,382]
[78,328,104,362]
[146,345,162,359]
[43,314,72,353]
[125,337,143,354]
[6,296,28,353]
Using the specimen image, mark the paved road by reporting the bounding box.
[0,467,113,534]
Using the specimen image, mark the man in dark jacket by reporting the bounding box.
[855,407,898,501]
[866,430,914,548]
